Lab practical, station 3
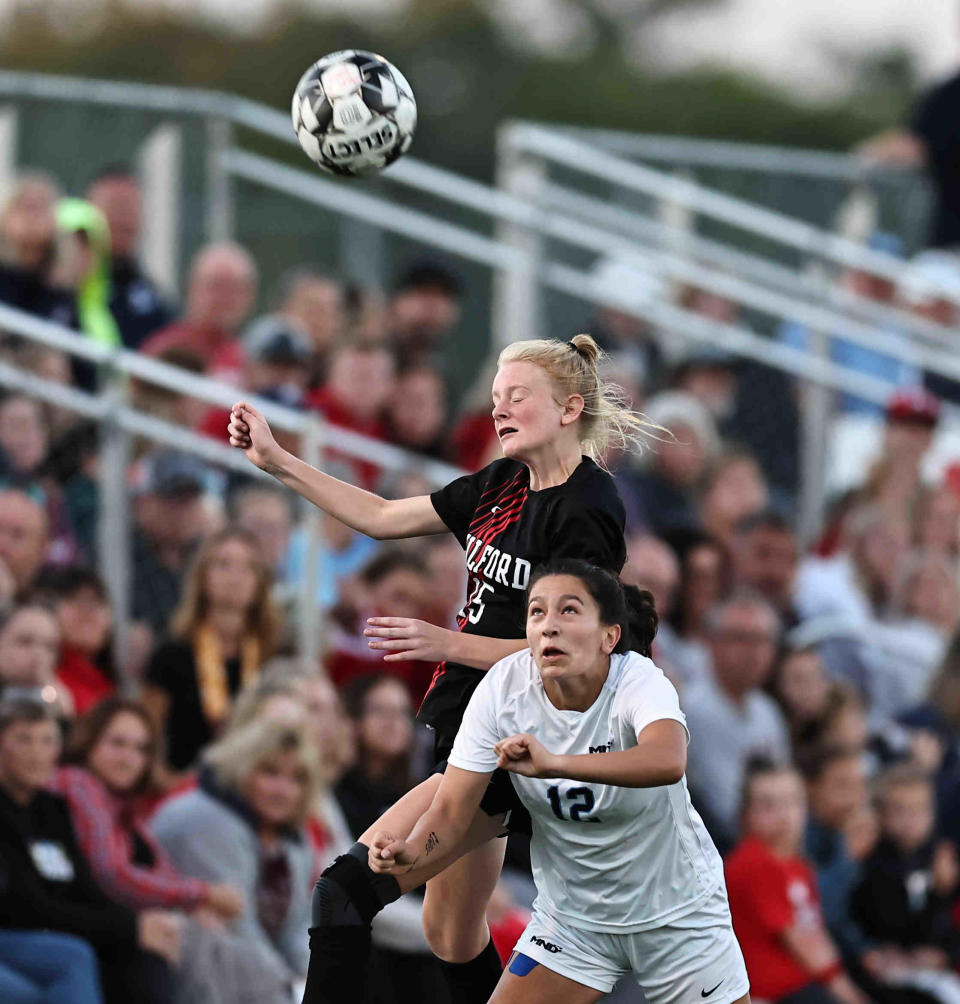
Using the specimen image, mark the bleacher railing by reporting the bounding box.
[0,302,464,675]
[0,73,957,542]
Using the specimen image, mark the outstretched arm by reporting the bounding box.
[368,766,492,875]
[228,401,447,540]
[496,719,687,788]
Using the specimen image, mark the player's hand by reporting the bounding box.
[369,831,419,874]
[365,617,452,663]
[495,733,559,779]
[228,401,284,472]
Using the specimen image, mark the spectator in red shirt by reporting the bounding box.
[142,242,257,383]
[35,566,115,715]
[304,342,396,488]
[326,548,435,703]
[50,697,243,919]
[270,268,344,384]
[450,359,500,472]
[0,602,74,719]
[726,761,865,1004]
[384,364,449,460]
[389,262,462,370]
[305,341,395,437]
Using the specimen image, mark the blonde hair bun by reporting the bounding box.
[497,334,660,465]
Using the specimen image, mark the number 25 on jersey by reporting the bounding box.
[460,577,493,625]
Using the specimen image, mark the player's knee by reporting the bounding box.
[312,870,358,928]
[422,904,488,962]
[421,903,448,956]
[312,844,400,929]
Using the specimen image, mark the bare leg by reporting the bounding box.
[303,774,502,1004]
[422,838,508,962]
[488,953,606,1004]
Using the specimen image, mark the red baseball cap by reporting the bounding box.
[885,388,941,427]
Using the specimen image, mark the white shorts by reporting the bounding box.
[512,882,749,1004]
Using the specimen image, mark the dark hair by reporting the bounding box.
[394,262,462,299]
[0,698,56,739]
[0,390,43,415]
[33,565,107,603]
[62,697,158,796]
[797,743,861,783]
[621,583,658,658]
[739,756,801,819]
[525,558,658,657]
[360,549,427,586]
[662,529,731,638]
[227,481,293,523]
[340,674,414,792]
[876,762,934,802]
[734,508,793,539]
[926,627,960,731]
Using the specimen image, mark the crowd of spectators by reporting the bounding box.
[1,155,960,1004]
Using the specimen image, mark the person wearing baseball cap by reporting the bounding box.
[129,450,207,643]
[242,314,313,408]
[885,388,941,429]
[197,316,314,449]
[865,388,942,523]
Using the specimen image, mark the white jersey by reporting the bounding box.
[449,649,725,934]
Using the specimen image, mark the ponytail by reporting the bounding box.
[498,334,663,466]
[620,584,658,657]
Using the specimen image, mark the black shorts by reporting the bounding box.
[420,663,532,835]
[418,663,485,739]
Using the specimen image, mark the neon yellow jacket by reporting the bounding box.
[55,198,120,348]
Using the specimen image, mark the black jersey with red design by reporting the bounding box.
[420,456,626,751]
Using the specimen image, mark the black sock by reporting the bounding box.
[301,843,401,1004]
[437,937,503,1004]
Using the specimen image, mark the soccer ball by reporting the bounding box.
[291,50,417,177]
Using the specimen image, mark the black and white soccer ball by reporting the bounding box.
[291,50,417,177]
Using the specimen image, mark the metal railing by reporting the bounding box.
[559,127,901,180]
[500,123,953,302]
[220,150,901,403]
[0,72,945,303]
[3,71,959,541]
[537,181,956,351]
[0,303,463,673]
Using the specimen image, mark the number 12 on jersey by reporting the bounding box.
[547,785,601,823]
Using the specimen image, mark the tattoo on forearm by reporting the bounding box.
[425,831,440,855]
